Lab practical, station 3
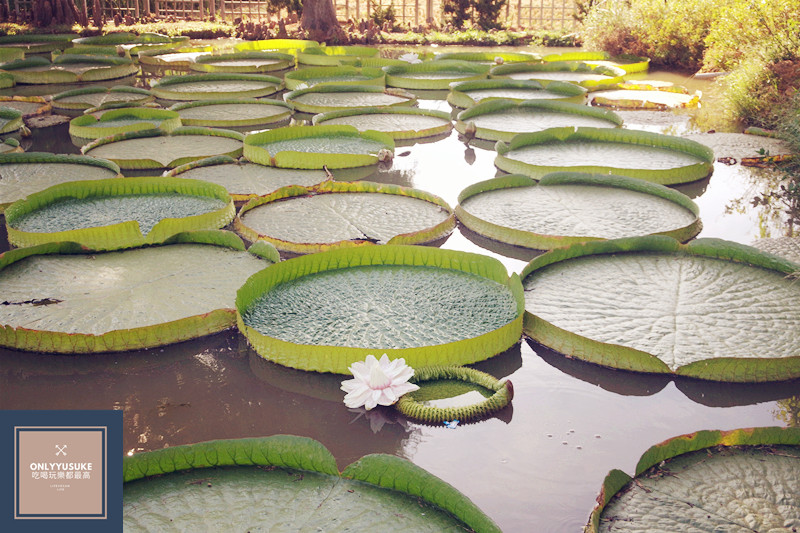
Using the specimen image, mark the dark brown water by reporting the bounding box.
[0,45,797,532]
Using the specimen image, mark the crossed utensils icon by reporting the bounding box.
[55,444,67,456]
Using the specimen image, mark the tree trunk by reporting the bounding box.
[301,0,347,43]
[32,0,80,27]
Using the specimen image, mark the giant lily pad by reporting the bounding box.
[0,231,276,353]
[587,427,800,532]
[0,107,23,134]
[189,51,295,73]
[456,100,622,142]
[383,60,490,90]
[244,125,394,169]
[72,32,188,55]
[0,95,52,118]
[169,99,292,128]
[283,65,385,90]
[542,51,650,74]
[0,152,121,213]
[434,51,541,64]
[456,173,701,250]
[283,84,417,114]
[0,55,139,84]
[123,435,500,532]
[0,33,75,54]
[521,235,800,382]
[447,79,587,108]
[297,45,379,66]
[150,73,283,101]
[490,61,626,89]
[137,46,215,68]
[69,108,181,139]
[313,107,453,140]
[237,245,524,374]
[233,38,320,54]
[5,177,234,250]
[590,82,701,110]
[82,127,244,169]
[51,86,154,111]
[235,180,455,254]
[494,127,714,185]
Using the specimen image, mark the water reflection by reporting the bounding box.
[459,223,547,262]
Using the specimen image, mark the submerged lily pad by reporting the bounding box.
[169,99,292,128]
[244,125,394,169]
[587,427,800,532]
[283,84,417,114]
[447,79,587,108]
[384,60,490,90]
[0,55,139,84]
[494,126,714,185]
[456,100,622,142]
[235,180,455,254]
[189,51,295,73]
[283,65,385,90]
[51,86,154,111]
[5,177,234,250]
[0,232,275,353]
[69,108,181,139]
[313,107,453,140]
[0,152,121,213]
[521,236,800,382]
[490,61,626,89]
[150,73,283,101]
[82,127,244,169]
[456,173,701,250]
[237,245,524,374]
[124,435,500,532]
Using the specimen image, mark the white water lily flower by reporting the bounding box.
[399,52,422,64]
[341,354,420,410]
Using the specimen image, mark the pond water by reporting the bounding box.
[0,44,798,532]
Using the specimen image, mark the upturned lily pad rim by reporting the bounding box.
[236,244,525,374]
[312,106,453,140]
[168,98,293,127]
[122,434,501,533]
[447,79,587,108]
[283,65,386,90]
[521,235,800,382]
[383,60,491,90]
[190,51,296,72]
[234,180,455,254]
[136,44,215,64]
[297,45,380,66]
[434,51,542,63]
[69,108,182,139]
[0,55,139,84]
[52,85,153,110]
[542,51,650,74]
[494,126,715,184]
[283,84,418,114]
[150,73,284,100]
[456,172,701,250]
[4,176,235,250]
[395,365,514,423]
[586,426,800,533]
[243,124,394,169]
[0,230,275,354]
[233,38,321,53]
[490,60,627,80]
[0,107,23,133]
[0,150,121,174]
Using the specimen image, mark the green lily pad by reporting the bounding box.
[456,172,701,250]
[587,427,800,532]
[0,107,23,134]
[69,108,181,139]
[0,71,14,88]
[5,176,234,250]
[0,95,51,118]
[150,73,283,101]
[434,51,541,64]
[590,82,701,110]
[233,38,320,54]
[490,61,627,89]
[283,65,385,90]
[494,126,714,185]
[235,180,455,254]
[447,79,588,108]
[750,236,800,264]
[521,236,800,382]
[82,127,244,169]
[0,138,21,153]
[0,33,76,54]
[297,45,379,66]
[0,46,24,63]
[123,435,500,532]
[237,245,524,374]
[542,51,650,74]
[384,60,490,90]
[456,100,622,142]
[137,46,215,68]
[51,86,154,111]
[189,51,295,73]
[244,125,394,169]
[0,152,121,213]
[283,84,417,114]
[0,55,139,84]
[169,99,292,128]
[73,32,189,56]
[0,231,275,353]
[313,107,453,140]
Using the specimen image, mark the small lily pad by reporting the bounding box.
[447,79,587,108]
[284,84,417,114]
[283,65,385,90]
[313,107,453,140]
[169,99,293,128]
[150,73,283,101]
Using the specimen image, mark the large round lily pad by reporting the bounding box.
[587,427,800,532]
[456,100,622,142]
[283,65,385,90]
[284,84,417,114]
[297,45,379,66]
[235,180,455,254]
[434,51,541,64]
[244,125,394,169]
[0,33,75,54]
[137,46,214,68]
[494,126,715,185]
[0,55,139,84]
[150,73,283,101]
[521,236,800,382]
[82,127,244,169]
[123,435,500,532]
[5,177,235,250]
[383,60,490,90]
[447,79,587,108]
[490,61,626,89]
[189,51,295,73]
[0,232,276,354]
[0,152,121,213]
[169,99,293,128]
[542,51,650,74]
[590,82,701,110]
[237,245,524,374]
[233,38,320,54]
[313,107,453,140]
[51,86,154,111]
[69,108,181,139]
[0,95,52,118]
[456,173,701,250]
